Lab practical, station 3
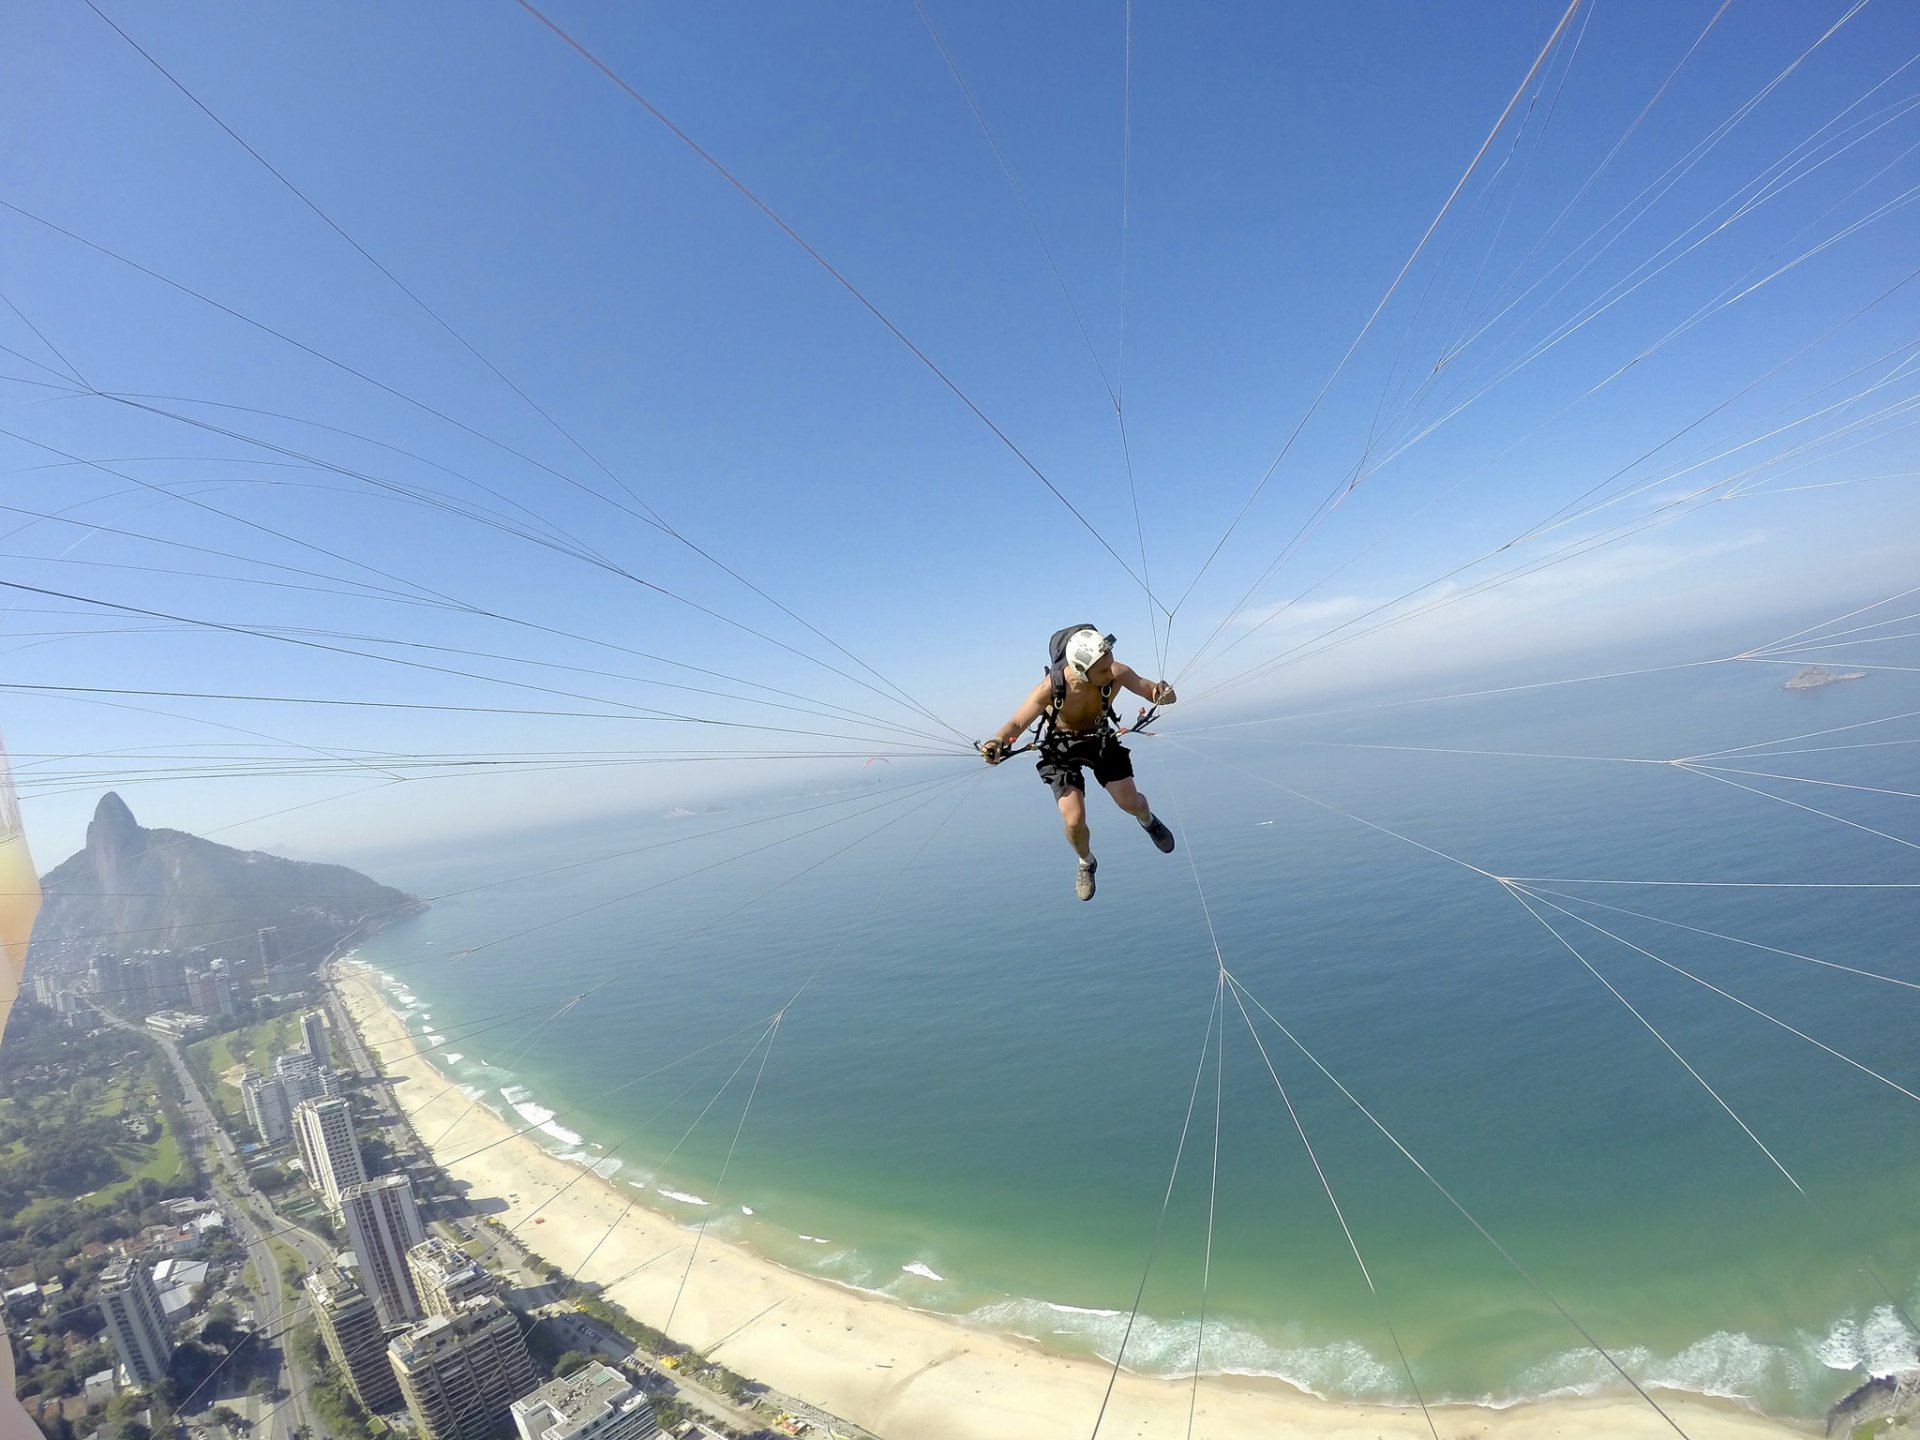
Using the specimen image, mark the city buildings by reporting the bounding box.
[98,1258,171,1385]
[301,1008,328,1063]
[340,1174,426,1327]
[275,1050,335,1105]
[293,1096,366,1207]
[306,1266,402,1412]
[389,1295,537,1440]
[115,959,152,1016]
[143,1011,208,1039]
[261,926,303,991]
[209,961,235,1017]
[182,963,236,1019]
[510,1363,656,1440]
[145,950,188,1009]
[407,1237,494,1317]
[236,1032,342,1151]
[240,1070,293,1144]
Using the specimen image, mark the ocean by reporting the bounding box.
[345,643,1920,1421]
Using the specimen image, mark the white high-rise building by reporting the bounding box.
[99,1258,172,1385]
[240,1069,292,1144]
[510,1364,655,1440]
[389,1295,537,1440]
[276,1051,324,1104]
[306,1266,401,1413]
[207,960,235,1017]
[407,1238,493,1318]
[293,1096,366,1208]
[341,1174,426,1327]
[276,1049,342,1104]
[300,1009,328,1064]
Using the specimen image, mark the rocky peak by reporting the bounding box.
[86,791,144,864]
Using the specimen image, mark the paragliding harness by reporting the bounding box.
[978,624,1161,762]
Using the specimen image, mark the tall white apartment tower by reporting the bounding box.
[341,1173,427,1327]
[276,1051,325,1104]
[389,1295,537,1440]
[99,1258,172,1385]
[240,1069,293,1144]
[300,1008,328,1064]
[293,1096,366,1207]
[306,1266,403,1413]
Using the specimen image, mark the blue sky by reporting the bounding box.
[5,0,1918,864]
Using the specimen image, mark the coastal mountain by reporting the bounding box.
[25,792,420,978]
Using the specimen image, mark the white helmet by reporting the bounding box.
[1063,629,1114,679]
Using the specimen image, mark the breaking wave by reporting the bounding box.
[498,1083,585,1147]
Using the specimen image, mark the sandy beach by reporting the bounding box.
[334,963,1811,1439]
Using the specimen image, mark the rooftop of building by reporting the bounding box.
[306,1266,369,1304]
[342,1173,413,1199]
[408,1235,482,1275]
[511,1363,636,1426]
[388,1294,513,1361]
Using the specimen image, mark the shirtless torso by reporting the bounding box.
[983,642,1178,900]
[1031,659,1147,735]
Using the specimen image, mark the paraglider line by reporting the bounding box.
[513,0,1166,614]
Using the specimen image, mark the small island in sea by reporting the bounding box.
[1783,664,1868,690]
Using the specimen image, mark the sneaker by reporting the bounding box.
[1075,856,1098,901]
[1140,812,1176,853]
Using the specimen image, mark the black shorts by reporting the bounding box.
[1036,733,1134,800]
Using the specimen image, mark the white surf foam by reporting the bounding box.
[901,1262,945,1282]
[1492,1327,1817,1410]
[740,1205,754,1216]
[1498,1346,1657,1406]
[500,1085,584,1146]
[1648,1330,1798,1402]
[1817,1306,1917,1376]
[656,1188,710,1207]
[560,1152,625,1182]
[958,1297,1396,1398]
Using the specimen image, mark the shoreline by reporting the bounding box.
[333,961,1811,1439]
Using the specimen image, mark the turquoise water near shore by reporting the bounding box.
[347,651,1920,1420]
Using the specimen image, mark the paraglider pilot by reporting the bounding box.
[980,627,1177,901]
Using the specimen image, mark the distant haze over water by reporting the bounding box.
[351,639,1920,1418]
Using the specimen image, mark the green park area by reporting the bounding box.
[1,1036,189,1227]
